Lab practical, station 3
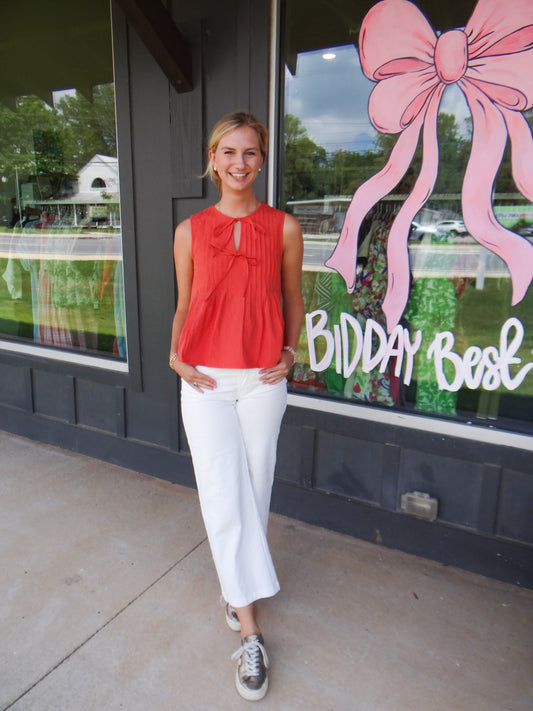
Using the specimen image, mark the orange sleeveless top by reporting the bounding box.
[177,203,286,368]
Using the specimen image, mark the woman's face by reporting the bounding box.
[210,125,264,194]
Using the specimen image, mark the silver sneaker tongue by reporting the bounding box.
[236,635,269,670]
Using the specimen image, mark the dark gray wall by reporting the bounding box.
[0,0,531,588]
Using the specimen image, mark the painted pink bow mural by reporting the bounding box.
[325,0,533,333]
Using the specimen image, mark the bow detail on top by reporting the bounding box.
[325,0,533,332]
[206,211,263,298]
[209,211,264,261]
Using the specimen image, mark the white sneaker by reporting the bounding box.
[225,602,241,632]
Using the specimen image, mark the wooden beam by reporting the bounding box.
[114,0,193,93]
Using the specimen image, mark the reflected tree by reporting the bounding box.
[282,111,472,203]
[283,114,328,201]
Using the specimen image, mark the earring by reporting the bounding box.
[213,165,217,172]
[258,168,262,172]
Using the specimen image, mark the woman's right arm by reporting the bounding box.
[169,219,216,390]
[169,218,192,363]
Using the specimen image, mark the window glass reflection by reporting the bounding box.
[282,0,533,430]
[0,2,126,361]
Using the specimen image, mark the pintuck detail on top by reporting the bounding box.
[178,203,286,368]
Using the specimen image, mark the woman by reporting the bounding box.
[169,111,304,701]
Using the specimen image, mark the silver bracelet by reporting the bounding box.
[169,352,178,369]
[282,345,297,365]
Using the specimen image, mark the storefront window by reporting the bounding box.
[281,0,533,432]
[0,1,126,361]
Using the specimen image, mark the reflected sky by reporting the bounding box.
[285,45,376,153]
[285,45,473,154]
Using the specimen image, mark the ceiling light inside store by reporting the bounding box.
[322,53,336,60]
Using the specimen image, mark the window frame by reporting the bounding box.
[0,1,142,390]
[269,0,533,448]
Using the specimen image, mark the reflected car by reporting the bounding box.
[409,221,437,241]
[517,225,533,240]
[435,219,467,236]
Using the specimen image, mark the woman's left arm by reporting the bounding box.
[260,213,304,383]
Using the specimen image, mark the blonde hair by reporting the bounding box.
[206,111,268,192]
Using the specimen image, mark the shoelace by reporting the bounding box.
[231,636,269,676]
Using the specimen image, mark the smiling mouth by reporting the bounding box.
[230,172,248,178]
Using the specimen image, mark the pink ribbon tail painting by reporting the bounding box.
[325,0,533,333]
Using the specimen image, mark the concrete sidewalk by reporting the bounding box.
[1,430,532,711]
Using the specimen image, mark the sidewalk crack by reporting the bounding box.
[1,536,208,710]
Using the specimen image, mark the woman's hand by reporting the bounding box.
[259,350,294,384]
[171,359,217,392]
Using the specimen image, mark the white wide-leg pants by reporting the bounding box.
[181,367,287,608]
